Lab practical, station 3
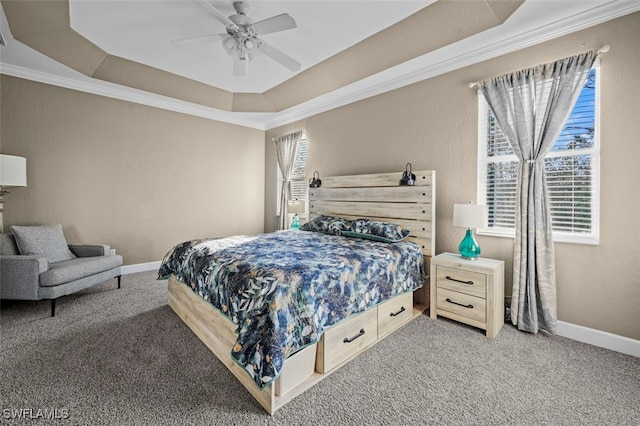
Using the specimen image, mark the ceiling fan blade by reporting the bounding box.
[258,39,301,72]
[204,0,239,31]
[251,13,297,35]
[171,33,226,45]
[233,56,248,77]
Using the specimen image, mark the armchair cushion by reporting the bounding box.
[11,224,76,263]
[40,255,123,287]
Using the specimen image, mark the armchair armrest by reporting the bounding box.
[69,244,111,257]
[0,255,49,300]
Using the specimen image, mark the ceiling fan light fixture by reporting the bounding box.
[222,35,257,61]
[222,36,238,52]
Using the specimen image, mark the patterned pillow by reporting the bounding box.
[300,215,351,235]
[11,224,76,263]
[341,219,410,243]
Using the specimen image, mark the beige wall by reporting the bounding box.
[1,76,266,265]
[266,13,640,340]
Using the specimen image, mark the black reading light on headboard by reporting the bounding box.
[399,163,415,186]
[309,171,322,188]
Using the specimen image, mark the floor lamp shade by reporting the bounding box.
[0,155,27,187]
[453,203,486,260]
[0,154,27,233]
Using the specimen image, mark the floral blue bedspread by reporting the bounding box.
[158,230,424,389]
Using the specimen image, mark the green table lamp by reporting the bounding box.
[453,202,487,260]
[288,199,306,230]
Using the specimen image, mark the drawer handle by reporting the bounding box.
[446,275,474,285]
[389,306,406,317]
[446,298,474,309]
[343,328,366,343]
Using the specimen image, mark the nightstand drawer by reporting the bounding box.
[436,266,486,298]
[436,288,486,323]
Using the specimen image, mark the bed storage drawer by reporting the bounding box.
[377,292,413,338]
[436,287,486,323]
[274,343,317,397]
[315,308,377,374]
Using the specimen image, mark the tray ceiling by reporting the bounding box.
[69,0,433,94]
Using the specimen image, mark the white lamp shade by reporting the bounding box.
[453,203,486,229]
[288,199,306,215]
[0,155,27,187]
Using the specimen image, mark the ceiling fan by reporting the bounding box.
[173,1,301,77]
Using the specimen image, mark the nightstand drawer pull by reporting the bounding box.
[446,298,474,309]
[343,328,366,343]
[446,275,474,285]
[389,306,406,317]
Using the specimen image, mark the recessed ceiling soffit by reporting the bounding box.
[1,0,522,114]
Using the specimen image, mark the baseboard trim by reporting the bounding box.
[557,320,639,357]
[121,261,162,276]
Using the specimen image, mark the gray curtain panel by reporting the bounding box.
[274,130,303,230]
[478,51,597,334]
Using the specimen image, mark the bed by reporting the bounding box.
[159,170,436,414]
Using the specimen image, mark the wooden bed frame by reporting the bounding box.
[167,169,435,414]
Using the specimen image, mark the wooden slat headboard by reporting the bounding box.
[308,170,436,257]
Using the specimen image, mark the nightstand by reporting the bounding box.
[430,252,504,338]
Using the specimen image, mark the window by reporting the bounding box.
[477,66,599,244]
[276,134,308,217]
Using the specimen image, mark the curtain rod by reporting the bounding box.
[467,45,610,89]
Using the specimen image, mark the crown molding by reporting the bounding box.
[1,1,638,131]
[0,61,271,130]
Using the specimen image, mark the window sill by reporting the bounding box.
[477,229,599,246]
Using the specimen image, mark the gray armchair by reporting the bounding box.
[0,225,123,316]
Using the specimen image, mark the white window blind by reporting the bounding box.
[477,67,599,244]
[276,135,308,216]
